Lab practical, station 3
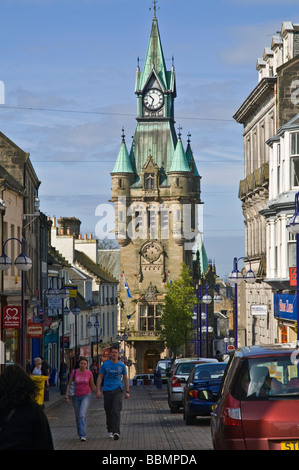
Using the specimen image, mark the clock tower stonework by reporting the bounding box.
[110,14,202,375]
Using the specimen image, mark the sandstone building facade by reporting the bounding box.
[110,14,201,374]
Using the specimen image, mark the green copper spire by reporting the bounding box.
[193,234,209,276]
[186,133,200,177]
[136,17,170,92]
[111,130,134,174]
[169,131,191,173]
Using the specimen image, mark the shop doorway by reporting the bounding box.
[143,349,160,373]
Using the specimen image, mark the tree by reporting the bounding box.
[159,263,197,357]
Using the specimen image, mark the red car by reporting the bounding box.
[211,344,299,450]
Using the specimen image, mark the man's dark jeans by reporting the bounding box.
[103,388,123,434]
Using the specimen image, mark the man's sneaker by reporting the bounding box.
[108,432,114,439]
[113,433,120,440]
[80,437,86,441]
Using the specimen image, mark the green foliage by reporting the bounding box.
[159,263,197,356]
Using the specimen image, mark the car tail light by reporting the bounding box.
[223,393,242,427]
[171,376,181,387]
[188,390,198,398]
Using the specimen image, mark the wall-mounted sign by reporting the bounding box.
[290,267,297,286]
[251,305,267,316]
[274,293,296,321]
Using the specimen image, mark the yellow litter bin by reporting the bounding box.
[31,375,48,405]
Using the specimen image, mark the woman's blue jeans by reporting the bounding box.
[72,393,91,439]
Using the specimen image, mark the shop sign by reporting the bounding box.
[27,324,43,338]
[274,293,296,321]
[251,305,267,316]
[3,306,21,329]
[65,284,77,297]
[290,267,297,286]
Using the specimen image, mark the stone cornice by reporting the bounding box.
[233,77,276,124]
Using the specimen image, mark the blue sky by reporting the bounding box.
[0,0,299,278]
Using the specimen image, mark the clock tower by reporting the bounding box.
[111,12,201,374]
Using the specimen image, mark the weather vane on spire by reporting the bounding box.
[149,0,159,19]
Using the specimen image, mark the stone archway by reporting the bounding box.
[143,349,160,373]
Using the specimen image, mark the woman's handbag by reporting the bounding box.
[68,369,76,397]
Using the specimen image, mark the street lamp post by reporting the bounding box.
[0,237,32,368]
[45,277,69,394]
[192,284,202,357]
[87,315,100,363]
[228,257,256,348]
[286,192,299,343]
[117,330,128,359]
[202,284,222,357]
[64,299,81,366]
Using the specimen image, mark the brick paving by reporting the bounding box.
[45,384,213,451]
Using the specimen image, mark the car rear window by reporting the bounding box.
[176,363,197,375]
[232,355,299,400]
[157,361,171,371]
[193,363,227,380]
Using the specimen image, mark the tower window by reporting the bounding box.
[118,178,123,188]
[176,177,180,187]
[145,173,155,190]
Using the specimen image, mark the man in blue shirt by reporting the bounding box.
[96,344,129,440]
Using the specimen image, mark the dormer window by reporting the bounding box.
[141,155,159,192]
[145,173,155,190]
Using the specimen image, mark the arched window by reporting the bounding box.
[145,173,155,190]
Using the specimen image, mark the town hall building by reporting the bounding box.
[110,11,202,375]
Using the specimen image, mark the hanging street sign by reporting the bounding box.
[3,306,21,329]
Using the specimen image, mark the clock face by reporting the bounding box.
[143,89,164,110]
[141,242,162,262]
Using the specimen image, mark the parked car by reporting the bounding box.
[155,359,172,384]
[132,373,154,385]
[211,344,299,450]
[167,357,218,413]
[183,362,227,424]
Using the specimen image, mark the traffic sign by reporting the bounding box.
[227,345,235,351]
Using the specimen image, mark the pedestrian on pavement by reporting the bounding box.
[31,356,50,403]
[31,356,49,376]
[96,344,129,440]
[0,364,54,450]
[65,356,97,441]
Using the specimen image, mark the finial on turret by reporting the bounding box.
[149,0,159,19]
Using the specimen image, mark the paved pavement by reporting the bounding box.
[44,384,213,453]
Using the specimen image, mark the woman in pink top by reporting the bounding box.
[66,357,97,441]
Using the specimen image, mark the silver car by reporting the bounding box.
[167,357,218,413]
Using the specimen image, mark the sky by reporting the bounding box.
[0,0,299,279]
